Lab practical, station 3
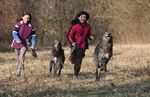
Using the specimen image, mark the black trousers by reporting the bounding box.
[72,48,85,76]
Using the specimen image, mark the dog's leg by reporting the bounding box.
[103,58,109,72]
[103,64,107,72]
[49,60,53,73]
[53,63,57,77]
[95,66,99,80]
[53,57,57,77]
[96,65,101,81]
[58,64,63,75]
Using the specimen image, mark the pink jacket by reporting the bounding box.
[11,21,36,49]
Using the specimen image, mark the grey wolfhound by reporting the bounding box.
[49,40,65,77]
[93,32,113,81]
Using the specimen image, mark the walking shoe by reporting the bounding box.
[73,75,79,80]
[16,69,21,77]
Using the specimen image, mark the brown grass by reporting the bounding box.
[0,44,150,97]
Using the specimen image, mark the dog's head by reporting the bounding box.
[103,32,112,42]
[53,40,62,50]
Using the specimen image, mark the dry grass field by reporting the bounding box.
[0,44,150,97]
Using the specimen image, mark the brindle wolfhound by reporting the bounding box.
[93,32,113,81]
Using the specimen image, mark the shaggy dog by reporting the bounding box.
[49,40,65,77]
[93,32,113,80]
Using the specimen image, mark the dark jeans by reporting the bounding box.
[71,48,85,76]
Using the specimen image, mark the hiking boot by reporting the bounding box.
[30,48,37,58]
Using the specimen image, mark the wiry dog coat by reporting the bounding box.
[93,32,113,80]
[49,40,65,77]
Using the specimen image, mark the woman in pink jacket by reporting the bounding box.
[68,11,93,79]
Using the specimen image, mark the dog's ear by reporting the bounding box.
[58,40,62,48]
[108,32,112,37]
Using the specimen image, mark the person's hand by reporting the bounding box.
[90,36,94,40]
[16,40,22,44]
[72,42,76,46]
[30,46,34,49]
